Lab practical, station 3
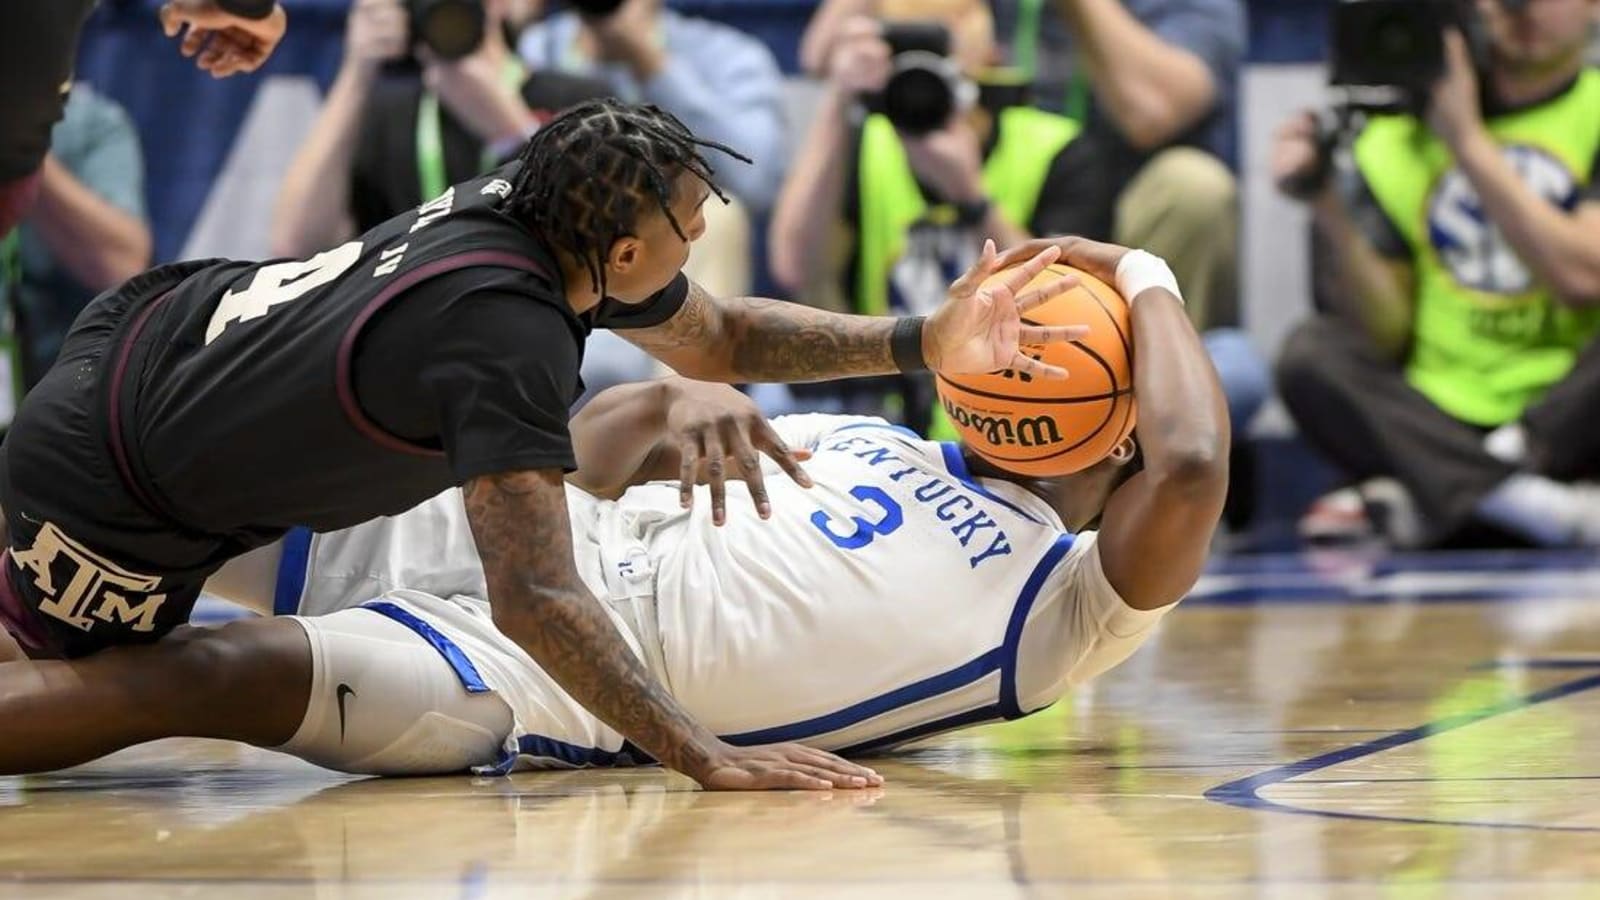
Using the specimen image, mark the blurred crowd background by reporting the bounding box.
[6,0,1599,551]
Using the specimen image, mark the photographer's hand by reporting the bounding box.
[1427,30,1486,150]
[586,0,667,82]
[825,17,891,94]
[899,120,985,205]
[1270,110,1333,202]
[424,50,541,147]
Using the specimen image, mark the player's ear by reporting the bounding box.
[1108,437,1136,466]
[607,236,642,274]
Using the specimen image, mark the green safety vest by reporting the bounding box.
[856,106,1079,438]
[1353,68,1600,426]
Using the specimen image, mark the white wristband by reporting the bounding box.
[1114,249,1184,306]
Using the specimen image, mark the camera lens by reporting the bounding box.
[414,0,485,59]
[884,65,955,136]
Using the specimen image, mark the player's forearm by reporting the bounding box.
[1311,189,1415,359]
[463,470,724,778]
[269,64,371,257]
[568,380,673,498]
[715,294,901,382]
[768,87,853,295]
[30,157,151,292]
[1453,130,1600,306]
[1128,288,1228,486]
[1054,0,1216,150]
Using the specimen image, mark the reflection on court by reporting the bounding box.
[5,550,1600,896]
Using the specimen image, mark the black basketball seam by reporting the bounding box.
[935,373,1134,405]
[1079,275,1133,365]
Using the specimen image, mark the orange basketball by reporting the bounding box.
[936,263,1136,477]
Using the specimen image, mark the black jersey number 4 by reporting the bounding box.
[205,241,364,344]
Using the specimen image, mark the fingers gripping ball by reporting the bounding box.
[936,263,1136,477]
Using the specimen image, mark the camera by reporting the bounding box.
[567,0,628,18]
[410,0,486,60]
[862,21,977,136]
[1328,0,1511,111]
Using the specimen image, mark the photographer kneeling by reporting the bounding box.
[1274,0,1600,547]
[272,0,608,257]
[769,0,1085,434]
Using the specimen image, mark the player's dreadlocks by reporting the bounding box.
[507,99,750,297]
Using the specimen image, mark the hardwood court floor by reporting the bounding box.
[4,549,1600,898]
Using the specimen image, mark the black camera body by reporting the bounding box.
[862,21,975,136]
[1328,0,1513,112]
[567,0,629,18]
[410,0,486,60]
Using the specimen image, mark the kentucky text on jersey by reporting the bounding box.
[816,434,1013,569]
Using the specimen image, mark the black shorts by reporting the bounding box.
[0,262,265,658]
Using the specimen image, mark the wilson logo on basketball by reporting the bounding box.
[940,397,1065,448]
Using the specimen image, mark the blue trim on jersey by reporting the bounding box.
[516,734,640,768]
[272,527,314,616]
[361,601,491,694]
[999,534,1077,719]
[937,443,1046,525]
[720,647,1005,745]
[829,421,924,443]
[842,704,1005,755]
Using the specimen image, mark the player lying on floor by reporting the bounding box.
[0,238,1228,777]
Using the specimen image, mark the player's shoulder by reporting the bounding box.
[769,413,924,451]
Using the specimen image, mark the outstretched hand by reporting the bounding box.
[697,741,884,791]
[926,240,1090,381]
[160,1,288,77]
[665,380,814,526]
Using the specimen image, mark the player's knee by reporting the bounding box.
[1274,318,1343,404]
[1121,148,1237,239]
[164,620,311,743]
[280,610,514,776]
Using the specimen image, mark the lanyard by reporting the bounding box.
[0,232,19,290]
[1012,0,1091,122]
[415,58,528,201]
[0,232,25,421]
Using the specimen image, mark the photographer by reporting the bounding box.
[516,0,786,215]
[769,0,1084,433]
[1274,0,1600,547]
[271,0,607,257]
[803,0,1244,331]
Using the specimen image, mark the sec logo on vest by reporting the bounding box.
[1427,144,1579,295]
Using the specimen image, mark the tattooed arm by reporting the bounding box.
[462,469,877,790]
[624,244,1087,384]
[623,280,900,383]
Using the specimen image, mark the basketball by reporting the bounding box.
[935,262,1136,477]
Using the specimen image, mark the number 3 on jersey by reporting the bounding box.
[205,241,364,344]
[811,485,904,550]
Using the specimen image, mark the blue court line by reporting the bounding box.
[1292,775,1600,784]
[1205,667,1600,833]
[1470,658,1600,670]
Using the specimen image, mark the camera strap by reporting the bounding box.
[1010,0,1090,122]
[415,57,527,201]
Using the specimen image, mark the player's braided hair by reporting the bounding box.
[508,98,749,296]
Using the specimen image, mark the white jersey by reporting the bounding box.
[279,415,1169,770]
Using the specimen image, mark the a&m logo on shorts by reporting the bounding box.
[12,522,167,633]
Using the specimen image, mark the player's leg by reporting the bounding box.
[279,607,514,775]
[0,607,514,776]
[1275,315,1512,540]
[1520,335,1600,481]
[0,618,312,773]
